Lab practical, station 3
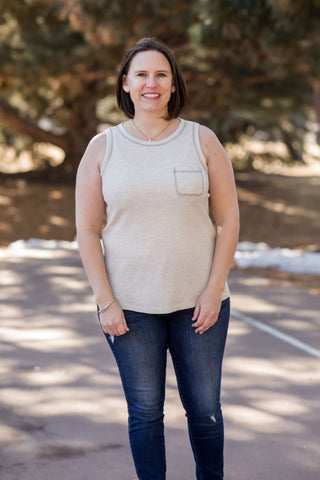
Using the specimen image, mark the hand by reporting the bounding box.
[99,301,129,337]
[192,287,222,334]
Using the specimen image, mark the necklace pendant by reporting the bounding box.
[132,119,171,143]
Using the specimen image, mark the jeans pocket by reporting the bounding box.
[174,168,204,195]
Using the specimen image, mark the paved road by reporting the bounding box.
[1,249,319,480]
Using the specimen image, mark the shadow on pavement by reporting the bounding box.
[1,250,319,479]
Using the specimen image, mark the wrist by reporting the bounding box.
[97,298,117,314]
[206,278,225,296]
[94,292,114,305]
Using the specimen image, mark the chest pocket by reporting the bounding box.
[174,168,204,196]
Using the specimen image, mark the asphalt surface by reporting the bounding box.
[1,248,319,480]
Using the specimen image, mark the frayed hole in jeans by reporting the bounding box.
[210,414,217,423]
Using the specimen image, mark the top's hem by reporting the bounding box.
[118,294,230,315]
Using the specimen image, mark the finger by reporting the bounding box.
[117,324,129,336]
[192,303,200,321]
[192,311,206,329]
[122,316,130,332]
[195,322,208,334]
[194,318,207,333]
[106,324,122,336]
[116,315,129,335]
[195,314,218,334]
[113,316,130,336]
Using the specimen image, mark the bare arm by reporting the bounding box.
[192,125,240,334]
[75,132,129,336]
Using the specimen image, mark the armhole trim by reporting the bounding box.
[192,122,208,171]
[100,128,113,177]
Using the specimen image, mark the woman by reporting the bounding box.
[76,37,239,480]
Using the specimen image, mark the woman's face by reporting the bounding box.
[122,50,175,117]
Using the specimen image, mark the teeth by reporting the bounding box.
[143,94,160,98]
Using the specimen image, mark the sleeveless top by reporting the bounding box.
[100,118,230,314]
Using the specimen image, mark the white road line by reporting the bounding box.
[231,309,320,359]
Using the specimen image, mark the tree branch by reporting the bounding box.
[0,103,69,150]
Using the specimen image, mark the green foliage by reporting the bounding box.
[188,0,320,163]
[0,0,319,177]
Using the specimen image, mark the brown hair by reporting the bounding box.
[116,37,187,119]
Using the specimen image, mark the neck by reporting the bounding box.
[133,113,168,129]
[131,114,175,142]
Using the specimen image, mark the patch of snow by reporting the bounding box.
[3,239,320,276]
[8,238,78,251]
[234,242,320,275]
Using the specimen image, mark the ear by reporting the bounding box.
[122,75,129,93]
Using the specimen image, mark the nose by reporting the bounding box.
[146,75,157,88]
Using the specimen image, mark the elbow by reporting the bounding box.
[231,203,240,238]
[234,211,240,244]
[76,226,101,244]
[221,205,240,230]
[218,210,240,243]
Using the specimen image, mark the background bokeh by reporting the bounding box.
[1,0,319,177]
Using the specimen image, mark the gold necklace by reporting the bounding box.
[132,119,171,142]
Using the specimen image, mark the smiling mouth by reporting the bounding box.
[142,93,160,98]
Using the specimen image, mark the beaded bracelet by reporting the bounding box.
[98,298,116,314]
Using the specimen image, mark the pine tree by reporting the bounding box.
[0,0,319,179]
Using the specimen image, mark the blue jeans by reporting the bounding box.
[100,298,230,480]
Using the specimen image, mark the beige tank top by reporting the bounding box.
[100,118,230,314]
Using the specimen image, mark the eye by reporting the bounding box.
[137,72,147,77]
[158,73,167,77]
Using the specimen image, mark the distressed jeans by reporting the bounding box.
[101,298,230,480]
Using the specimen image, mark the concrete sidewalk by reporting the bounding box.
[1,249,319,480]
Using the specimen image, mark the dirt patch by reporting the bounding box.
[235,171,320,251]
[0,178,76,247]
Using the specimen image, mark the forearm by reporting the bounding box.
[207,217,239,295]
[192,216,239,333]
[77,229,114,306]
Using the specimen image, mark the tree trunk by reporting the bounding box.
[312,80,320,145]
[62,87,100,174]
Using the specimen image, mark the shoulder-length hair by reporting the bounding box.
[116,37,187,120]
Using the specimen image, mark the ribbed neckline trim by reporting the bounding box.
[118,118,185,146]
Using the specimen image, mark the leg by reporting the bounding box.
[101,310,168,480]
[168,298,230,480]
